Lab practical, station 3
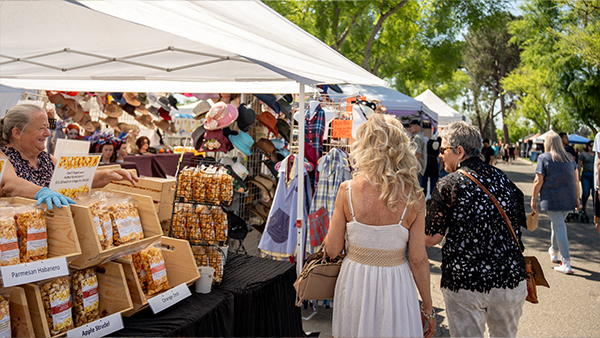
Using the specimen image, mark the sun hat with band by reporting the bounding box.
[228,130,254,157]
[204,102,238,130]
[254,138,278,163]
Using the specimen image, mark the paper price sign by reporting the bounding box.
[0,159,5,185]
[49,155,101,199]
[331,119,353,139]
[67,312,124,337]
[1,257,68,287]
[148,282,192,314]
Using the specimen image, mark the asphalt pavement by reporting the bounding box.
[301,158,600,337]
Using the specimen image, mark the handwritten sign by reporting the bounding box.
[1,257,68,287]
[0,159,5,185]
[147,282,192,314]
[49,155,100,199]
[67,312,124,337]
[331,119,353,139]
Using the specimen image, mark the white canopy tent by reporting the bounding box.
[1,0,386,274]
[415,89,471,126]
[533,131,553,144]
[338,84,438,124]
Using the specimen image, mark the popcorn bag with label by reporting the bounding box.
[14,205,47,263]
[71,268,100,327]
[108,196,144,246]
[0,207,20,266]
[140,242,169,296]
[39,277,74,335]
[0,291,10,338]
[123,253,149,294]
[77,192,112,250]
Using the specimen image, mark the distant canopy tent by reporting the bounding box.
[568,134,591,144]
[533,131,554,144]
[415,89,471,127]
[337,84,438,128]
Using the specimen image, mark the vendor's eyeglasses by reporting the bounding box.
[440,146,454,155]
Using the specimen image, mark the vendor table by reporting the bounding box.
[123,155,154,177]
[112,253,304,337]
[123,154,183,178]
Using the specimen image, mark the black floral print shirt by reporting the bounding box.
[1,146,54,188]
[426,157,527,293]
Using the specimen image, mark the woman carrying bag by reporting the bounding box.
[324,114,435,338]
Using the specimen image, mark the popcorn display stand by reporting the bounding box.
[9,287,35,337]
[69,191,164,269]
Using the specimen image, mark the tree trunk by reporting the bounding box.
[362,0,408,70]
[501,92,509,144]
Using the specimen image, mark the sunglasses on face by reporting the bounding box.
[439,146,454,155]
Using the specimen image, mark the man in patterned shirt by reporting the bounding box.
[408,120,427,188]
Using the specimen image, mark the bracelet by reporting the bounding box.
[420,305,435,320]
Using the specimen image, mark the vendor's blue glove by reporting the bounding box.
[34,187,76,211]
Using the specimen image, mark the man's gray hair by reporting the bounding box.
[439,121,482,159]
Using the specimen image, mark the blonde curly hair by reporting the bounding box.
[350,114,424,213]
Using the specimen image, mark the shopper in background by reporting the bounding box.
[325,114,435,338]
[408,119,427,188]
[426,121,527,338]
[559,132,577,161]
[531,131,579,274]
[482,138,495,165]
[579,140,594,217]
[0,104,138,209]
[422,136,441,198]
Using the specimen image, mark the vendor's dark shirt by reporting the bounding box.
[482,146,495,164]
[426,157,527,293]
[1,146,54,187]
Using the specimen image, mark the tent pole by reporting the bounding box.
[296,82,306,276]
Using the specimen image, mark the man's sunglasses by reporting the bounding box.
[439,146,454,155]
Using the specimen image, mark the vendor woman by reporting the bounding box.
[0,104,138,209]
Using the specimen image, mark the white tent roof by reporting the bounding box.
[415,89,471,126]
[533,131,553,144]
[338,84,437,123]
[0,1,386,92]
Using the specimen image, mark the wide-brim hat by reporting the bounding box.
[192,125,207,150]
[199,129,232,153]
[193,99,213,120]
[204,103,239,130]
[256,112,278,136]
[121,103,137,117]
[253,94,280,115]
[254,138,277,162]
[124,92,141,106]
[101,116,119,128]
[158,97,171,111]
[137,93,149,105]
[276,119,290,143]
[228,130,254,156]
[154,118,171,132]
[147,92,160,108]
[248,174,276,199]
[231,162,249,181]
[81,116,95,132]
[135,114,155,129]
[158,107,171,121]
[167,94,179,110]
[110,92,126,106]
[276,97,292,120]
[147,105,159,117]
[236,103,256,132]
[73,106,85,123]
[104,101,123,118]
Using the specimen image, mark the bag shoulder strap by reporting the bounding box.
[457,169,522,252]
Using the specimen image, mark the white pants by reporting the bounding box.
[442,280,527,338]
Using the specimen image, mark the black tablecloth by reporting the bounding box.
[114,287,234,337]
[219,253,304,337]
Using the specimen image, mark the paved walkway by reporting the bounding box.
[302,158,600,337]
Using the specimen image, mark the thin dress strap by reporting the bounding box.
[399,192,412,223]
[346,181,356,222]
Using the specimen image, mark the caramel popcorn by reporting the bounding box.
[71,268,100,327]
[218,174,234,203]
[0,294,10,338]
[193,245,223,284]
[58,185,90,199]
[88,202,110,249]
[140,244,169,296]
[177,168,193,202]
[0,214,20,266]
[57,156,99,170]
[170,203,188,239]
[15,208,47,262]
[40,277,74,335]
[109,202,144,246]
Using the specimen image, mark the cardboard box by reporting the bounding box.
[69,191,164,270]
[9,286,35,337]
[118,236,200,317]
[22,261,132,337]
[104,177,176,221]
[0,197,81,265]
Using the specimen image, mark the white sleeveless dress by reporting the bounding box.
[332,183,423,338]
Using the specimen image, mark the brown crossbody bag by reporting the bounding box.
[458,169,549,304]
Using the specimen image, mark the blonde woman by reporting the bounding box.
[531,131,579,274]
[324,114,435,338]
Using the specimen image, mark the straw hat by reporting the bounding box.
[153,118,171,132]
[104,101,123,118]
[123,92,141,106]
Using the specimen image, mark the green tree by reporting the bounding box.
[462,11,521,143]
